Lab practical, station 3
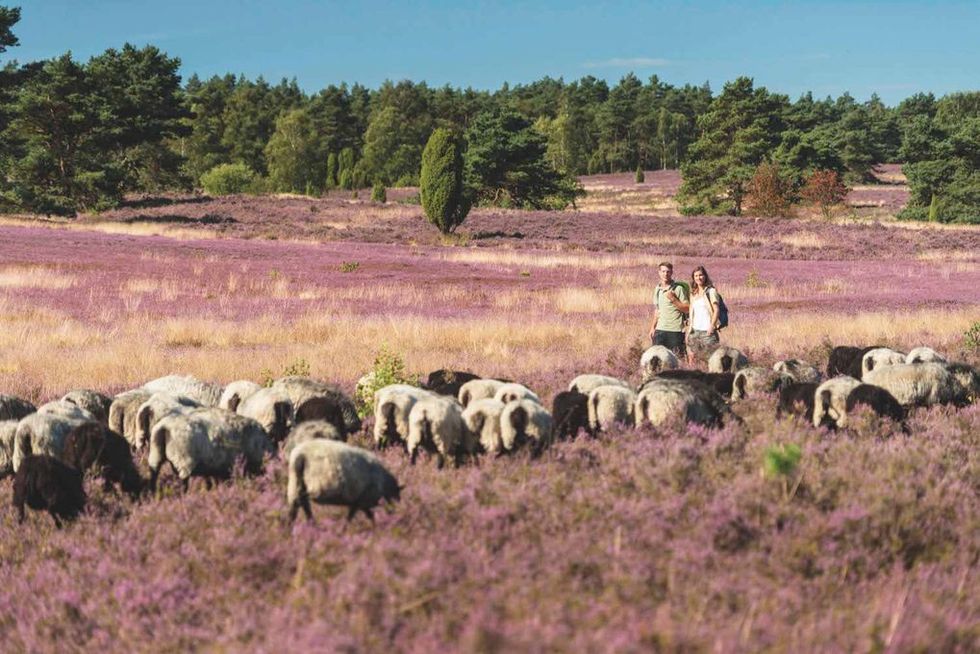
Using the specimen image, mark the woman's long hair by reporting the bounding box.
[690,265,714,295]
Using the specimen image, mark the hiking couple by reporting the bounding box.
[648,262,724,365]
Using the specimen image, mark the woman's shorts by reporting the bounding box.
[687,330,719,359]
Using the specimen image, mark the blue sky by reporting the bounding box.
[10,1,980,104]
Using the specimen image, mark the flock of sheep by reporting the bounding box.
[1,341,977,528]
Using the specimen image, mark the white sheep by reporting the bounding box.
[406,395,473,468]
[461,398,507,456]
[863,362,973,408]
[0,394,36,422]
[61,389,113,426]
[271,376,361,434]
[458,379,507,408]
[732,367,788,401]
[134,393,202,451]
[143,374,223,407]
[905,346,947,365]
[772,359,822,384]
[109,389,152,448]
[0,420,18,478]
[237,387,294,444]
[286,439,401,523]
[635,379,730,429]
[708,346,749,373]
[12,402,99,472]
[148,407,273,492]
[813,376,862,428]
[639,345,680,379]
[861,348,907,379]
[218,380,263,412]
[568,374,630,396]
[499,399,553,456]
[587,385,637,434]
[372,385,433,450]
[282,420,345,461]
[493,383,541,405]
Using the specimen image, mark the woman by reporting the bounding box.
[685,265,721,365]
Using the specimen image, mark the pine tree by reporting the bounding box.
[635,165,645,184]
[325,152,338,189]
[420,128,469,233]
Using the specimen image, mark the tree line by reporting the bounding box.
[0,6,976,223]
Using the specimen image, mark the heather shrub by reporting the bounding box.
[200,163,256,196]
[353,344,418,417]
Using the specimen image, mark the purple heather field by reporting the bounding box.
[0,174,979,652]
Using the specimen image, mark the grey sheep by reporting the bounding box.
[708,346,749,373]
[219,380,263,412]
[639,345,680,380]
[134,393,202,451]
[143,374,223,407]
[493,383,541,405]
[272,376,362,435]
[863,362,975,408]
[732,367,788,401]
[635,378,731,429]
[61,389,113,427]
[12,401,99,472]
[461,398,507,456]
[587,385,637,434]
[109,389,152,449]
[407,395,473,468]
[772,359,822,384]
[568,374,630,396]
[237,387,293,444]
[287,439,400,523]
[813,376,862,428]
[0,420,18,478]
[458,379,507,408]
[500,399,553,456]
[148,407,273,492]
[373,385,433,450]
[861,348,907,379]
[905,346,946,364]
[282,420,345,461]
[0,394,36,422]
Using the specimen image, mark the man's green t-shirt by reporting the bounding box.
[654,282,689,333]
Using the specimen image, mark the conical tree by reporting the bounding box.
[420,128,470,234]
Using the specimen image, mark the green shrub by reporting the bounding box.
[371,181,386,203]
[353,345,418,418]
[964,321,980,351]
[635,166,645,184]
[763,443,802,479]
[259,358,311,387]
[420,128,470,234]
[200,163,256,195]
[339,261,359,273]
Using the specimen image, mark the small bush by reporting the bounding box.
[339,261,359,273]
[260,358,311,387]
[200,163,256,196]
[353,345,418,418]
[635,166,645,184]
[763,443,802,479]
[746,162,793,217]
[371,181,386,203]
[964,321,980,351]
[801,169,849,218]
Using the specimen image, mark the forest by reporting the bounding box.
[0,6,977,222]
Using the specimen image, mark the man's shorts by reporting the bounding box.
[653,330,686,357]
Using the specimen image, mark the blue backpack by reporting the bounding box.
[713,289,729,329]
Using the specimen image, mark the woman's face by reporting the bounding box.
[693,270,706,286]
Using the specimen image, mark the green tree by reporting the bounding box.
[464,108,583,209]
[264,107,321,194]
[678,77,787,215]
[337,146,356,190]
[0,5,19,53]
[325,151,338,189]
[420,128,469,233]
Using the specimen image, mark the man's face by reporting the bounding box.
[659,266,673,284]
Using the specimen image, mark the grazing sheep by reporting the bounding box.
[271,376,362,435]
[461,398,507,455]
[237,388,293,444]
[406,395,472,468]
[108,389,152,449]
[500,399,553,456]
[287,439,401,523]
[826,345,882,378]
[772,359,822,384]
[0,420,18,478]
[551,390,590,442]
[372,385,433,450]
[708,346,749,374]
[12,403,100,472]
[813,376,862,429]
[946,362,980,403]
[61,390,113,426]
[282,420,345,461]
[587,385,637,434]
[0,394,36,422]
[143,374,222,407]
[639,345,680,379]
[905,346,947,365]
[732,367,788,401]
[60,424,144,498]
[13,455,85,528]
[422,369,481,397]
[494,383,541,405]
[776,382,819,423]
[148,408,273,492]
[635,378,732,429]
[861,348,907,378]
[845,384,906,425]
[218,380,263,412]
[568,374,630,396]
[458,379,507,408]
[644,370,736,400]
[134,393,202,451]
[863,362,973,408]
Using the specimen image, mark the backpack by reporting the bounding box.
[712,288,729,329]
[654,280,690,305]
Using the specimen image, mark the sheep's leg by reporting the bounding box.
[363,508,374,523]
[50,512,63,529]
[300,494,314,522]
[346,506,358,521]
[436,453,445,470]
[204,477,214,491]
[409,448,418,466]
[16,502,25,524]
[288,500,300,523]
[180,477,190,494]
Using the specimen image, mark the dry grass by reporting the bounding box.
[779,231,829,249]
[0,265,76,289]
[0,214,219,240]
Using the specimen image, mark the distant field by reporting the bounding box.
[0,173,978,651]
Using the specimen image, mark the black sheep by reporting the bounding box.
[13,455,86,528]
[422,369,481,397]
[826,345,882,379]
[551,390,589,441]
[776,382,819,422]
[0,394,36,421]
[846,384,906,424]
[61,423,144,499]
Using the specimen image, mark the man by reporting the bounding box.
[648,262,690,357]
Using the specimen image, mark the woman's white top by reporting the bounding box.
[690,288,717,331]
